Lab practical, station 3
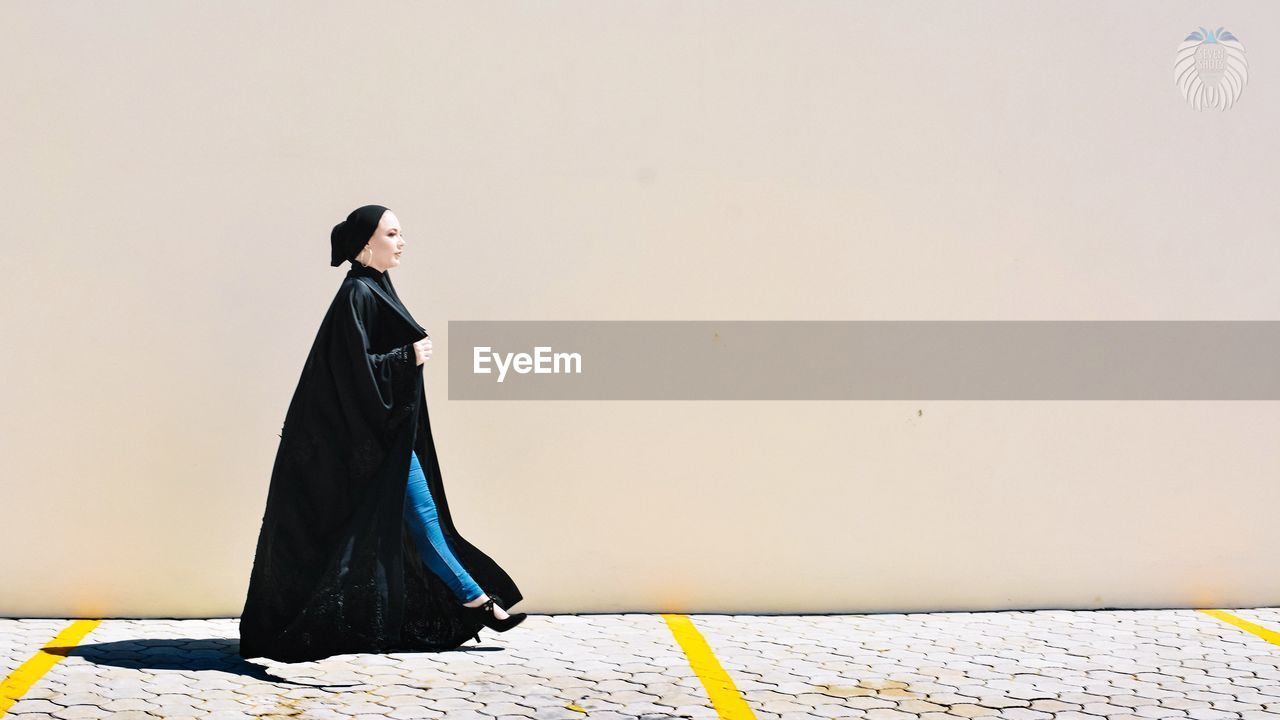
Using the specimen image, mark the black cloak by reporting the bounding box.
[238,261,522,663]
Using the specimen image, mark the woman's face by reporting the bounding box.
[361,210,405,271]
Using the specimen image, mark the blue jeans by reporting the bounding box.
[403,450,484,604]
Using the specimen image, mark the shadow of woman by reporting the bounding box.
[43,637,497,689]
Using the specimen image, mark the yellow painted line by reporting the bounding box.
[661,613,756,720]
[1199,609,1280,646]
[0,619,101,717]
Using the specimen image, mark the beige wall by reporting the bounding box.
[1,1,1277,618]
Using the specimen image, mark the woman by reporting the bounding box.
[239,204,525,663]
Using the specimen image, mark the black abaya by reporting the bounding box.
[238,261,522,663]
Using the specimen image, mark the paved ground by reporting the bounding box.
[2,608,1279,719]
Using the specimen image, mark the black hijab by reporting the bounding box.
[331,204,390,267]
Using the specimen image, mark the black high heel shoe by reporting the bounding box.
[466,592,526,635]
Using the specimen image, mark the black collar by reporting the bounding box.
[347,266,427,336]
[345,261,386,280]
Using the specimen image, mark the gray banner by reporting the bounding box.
[445,321,1280,400]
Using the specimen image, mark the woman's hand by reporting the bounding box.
[412,335,433,366]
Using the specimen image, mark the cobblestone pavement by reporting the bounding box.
[2,608,1279,719]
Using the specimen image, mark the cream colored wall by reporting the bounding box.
[1,1,1277,618]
